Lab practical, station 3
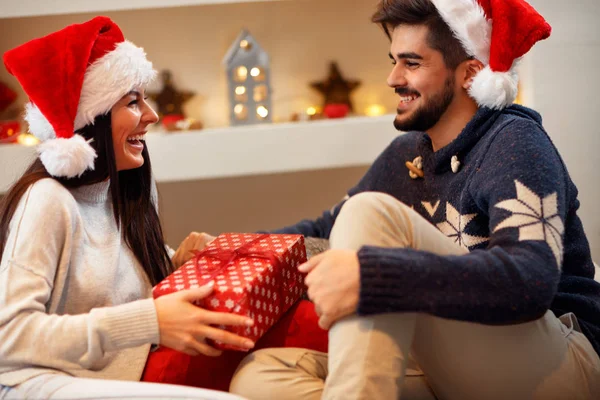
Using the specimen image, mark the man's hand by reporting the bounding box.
[298,249,360,330]
[171,232,216,269]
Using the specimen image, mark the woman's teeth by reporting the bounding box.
[127,134,146,142]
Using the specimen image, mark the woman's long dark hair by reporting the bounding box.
[0,113,173,285]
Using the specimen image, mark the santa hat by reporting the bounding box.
[430,0,551,109]
[3,16,156,178]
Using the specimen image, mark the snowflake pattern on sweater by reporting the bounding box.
[276,105,600,357]
[494,180,564,266]
[436,202,488,249]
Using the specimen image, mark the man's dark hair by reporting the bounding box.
[372,0,471,69]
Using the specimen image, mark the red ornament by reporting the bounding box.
[0,121,20,144]
[324,103,349,119]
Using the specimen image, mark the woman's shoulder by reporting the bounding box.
[22,178,78,214]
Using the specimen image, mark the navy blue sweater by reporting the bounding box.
[277,105,600,356]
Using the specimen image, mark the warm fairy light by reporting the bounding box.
[234,104,248,120]
[240,39,250,49]
[235,86,246,95]
[306,106,317,116]
[365,104,386,117]
[253,85,267,102]
[16,133,40,146]
[235,66,248,81]
[256,106,269,118]
[250,67,261,77]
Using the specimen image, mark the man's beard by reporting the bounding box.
[393,74,455,132]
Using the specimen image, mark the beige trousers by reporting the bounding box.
[230,192,600,400]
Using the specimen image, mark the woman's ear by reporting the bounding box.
[462,59,484,90]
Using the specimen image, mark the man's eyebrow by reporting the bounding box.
[389,52,424,60]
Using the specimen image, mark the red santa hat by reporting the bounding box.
[430,0,551,109]
[3,16,156,178]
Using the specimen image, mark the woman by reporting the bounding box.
[0,17,252,399]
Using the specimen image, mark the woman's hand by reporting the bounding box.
[155,284,254,356]
[171,232,216,269]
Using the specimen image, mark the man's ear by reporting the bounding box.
[461,59,484,90]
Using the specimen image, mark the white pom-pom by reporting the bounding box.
[24,102,56,141]
[469,66,519,110]
[38,135,97,178]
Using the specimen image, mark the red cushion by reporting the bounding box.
[141,300,328,391]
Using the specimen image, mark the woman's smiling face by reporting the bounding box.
[110,88,159,171]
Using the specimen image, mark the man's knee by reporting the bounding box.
[229,348,326,400]
[341,191,399,211]
[338,192,409,220]
[229,349,287,396]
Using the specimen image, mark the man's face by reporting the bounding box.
[387,24,457,132]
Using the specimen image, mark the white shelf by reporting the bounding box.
[0,115,401,194]
[0,0,287,19]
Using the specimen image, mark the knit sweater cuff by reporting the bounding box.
[357,246,416,316]
[97,298,160,350]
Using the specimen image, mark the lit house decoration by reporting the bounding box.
[223,30,272,126]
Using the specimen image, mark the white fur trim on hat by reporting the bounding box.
[469,65,519,110]
[430,0,491,63]
[24,102,56,141]
[38,135,97,178]
[74,40,156,130]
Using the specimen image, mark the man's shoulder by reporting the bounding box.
[486,109,554,153]
[474,108,566,178]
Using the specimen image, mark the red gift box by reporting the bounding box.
[142,300,328,391]
[152,233,307,351]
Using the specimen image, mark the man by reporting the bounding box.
[226,0,600,399]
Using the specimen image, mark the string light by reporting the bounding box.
[365,104,386,117]
[236,66,248,81]
[16,133,39,146]
[256,106,269,118]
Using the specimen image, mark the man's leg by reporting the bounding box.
[324,192,468,400]
[410,310,600,400]
[230,348,327,400]
[229,347,435,400]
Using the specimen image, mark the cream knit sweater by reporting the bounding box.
[0,178,160,386]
